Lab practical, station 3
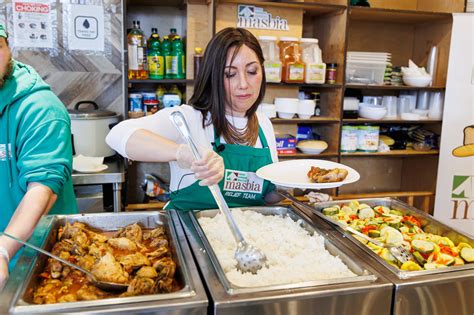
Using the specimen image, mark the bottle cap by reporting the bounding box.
[327,63,338,67]
[170,28,177,33]
[195,47,203,54]
[300,38,318,43]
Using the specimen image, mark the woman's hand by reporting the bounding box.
[0,255,9,292]
[192,150,225,186]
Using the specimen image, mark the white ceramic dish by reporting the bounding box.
[358,106,387,119]
[274,97,299,113]
[403,75,431,87]
[297,147,326,154]
[277,112,295,119]
[74,164,108,173]
[256,159,360,189]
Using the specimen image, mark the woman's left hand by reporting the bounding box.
[191,150,225,186]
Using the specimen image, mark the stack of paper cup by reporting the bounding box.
[428,91,444,119]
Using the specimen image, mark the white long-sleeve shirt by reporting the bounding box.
[106,105,278,192]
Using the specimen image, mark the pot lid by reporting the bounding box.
[68,101,117,118]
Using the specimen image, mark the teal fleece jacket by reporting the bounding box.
[0,61,77,251]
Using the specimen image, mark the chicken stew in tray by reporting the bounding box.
[32,222,181,304]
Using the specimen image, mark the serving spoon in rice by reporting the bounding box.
[170,111,267,274]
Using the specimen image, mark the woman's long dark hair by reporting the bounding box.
[189,27,266,144]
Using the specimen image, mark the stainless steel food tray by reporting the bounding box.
[179,206,393,315]
[310,198,474,279]
[1,211,208,314]
[189,206,377,295]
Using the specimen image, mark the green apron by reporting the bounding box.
[165,126,275,211]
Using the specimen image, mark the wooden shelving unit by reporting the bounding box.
[342,118,442,124]
[345,84,445,91]
[128,79,193,85]
[123,0,464,209]
[341,149,439,157]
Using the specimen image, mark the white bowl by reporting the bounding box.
[297,140,328,154]
[277,111,295,119]
[274,97,299,113]
[298,114,312,119]
[358,107,387,119]
[258,103,277,118]
[297,99,316,116]
[403,75,432,87]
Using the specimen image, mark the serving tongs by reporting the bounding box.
[0,232,128,292]
[277,190,414,264]
[170,111,267,274]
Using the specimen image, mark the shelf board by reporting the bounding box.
[345,84,445,91]
[341,149,439,157]
[268,82,342,88]
[272,117,340,124]
[348,6,452,24]
[343,118,442,124]
[218,0,346,16]
[126,0,187,7]
[278,152,339,158]
[128,79,193,85]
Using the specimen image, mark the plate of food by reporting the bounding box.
[256,159,360,189]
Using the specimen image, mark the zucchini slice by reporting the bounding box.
[424,263,447,270]
[381,248,396,263]
[348,200,360,212]
[400,261,422,271]
[359,207,375,219]
[368,230,381,238]
[381,226,404,246]
[322,207,339,216]
[413,252,427,265]
[437,253,455,266]
[460,247,474,263]
[411,240,435,254]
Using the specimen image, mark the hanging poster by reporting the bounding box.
[12,0,54,49]
[67,4,104,52]
[434,14,474,238]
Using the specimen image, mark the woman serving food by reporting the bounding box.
[106,27,283,210]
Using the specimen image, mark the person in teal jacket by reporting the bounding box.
[0,24,77,290]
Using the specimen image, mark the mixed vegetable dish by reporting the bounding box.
[322,201,474,271]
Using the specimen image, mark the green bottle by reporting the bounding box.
[162,36,173,79]
[171,36,186,79]
[147,28,163,79]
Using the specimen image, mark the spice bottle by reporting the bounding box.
[194,47,203,80]
[326,63,337,84]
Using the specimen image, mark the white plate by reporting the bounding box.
[74,164,108,173]
[256,159,360,189]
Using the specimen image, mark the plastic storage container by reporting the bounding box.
[279,37,305,83]
[259,36,282,83]
[346,60,387,85]
[300,38,326,84]
[357,125,380,152]
[341,125,358,153]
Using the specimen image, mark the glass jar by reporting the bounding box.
[326,63,338,84]
[259,36,282,83]
[300,38,326,84]
[279,37,305,83]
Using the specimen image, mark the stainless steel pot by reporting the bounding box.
[68,101,120,157]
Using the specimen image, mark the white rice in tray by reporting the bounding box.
[198,208,356,287]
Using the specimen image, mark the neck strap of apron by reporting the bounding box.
[214,123,269,148]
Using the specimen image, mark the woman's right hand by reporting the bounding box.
[176,144,224,186]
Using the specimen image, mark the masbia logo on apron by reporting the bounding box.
[223,169,264,199]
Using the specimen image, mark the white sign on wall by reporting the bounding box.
[12,0,54,48]
[67,4,104,52]
[434,14,474,238]
[237,5,289,31]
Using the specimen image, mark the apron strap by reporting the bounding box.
[214,123,269,148]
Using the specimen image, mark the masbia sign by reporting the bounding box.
[450,176,474,221]
[237,5,289,31]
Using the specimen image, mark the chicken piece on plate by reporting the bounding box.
[147,246,169,261]
[150,237,168,249]
[108,237,138,251]
[307,166,348,183]
[143,227,165,241]
[88,241,113,259]
[77,285,109,301]
[118,252,151,273]
[157,278,175,293]
[115,223,143,243]
[153,257,176,279]
[91,252,129,284]
[121,277,156,297]
[77,254,96,271]
[136,266,159,278]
